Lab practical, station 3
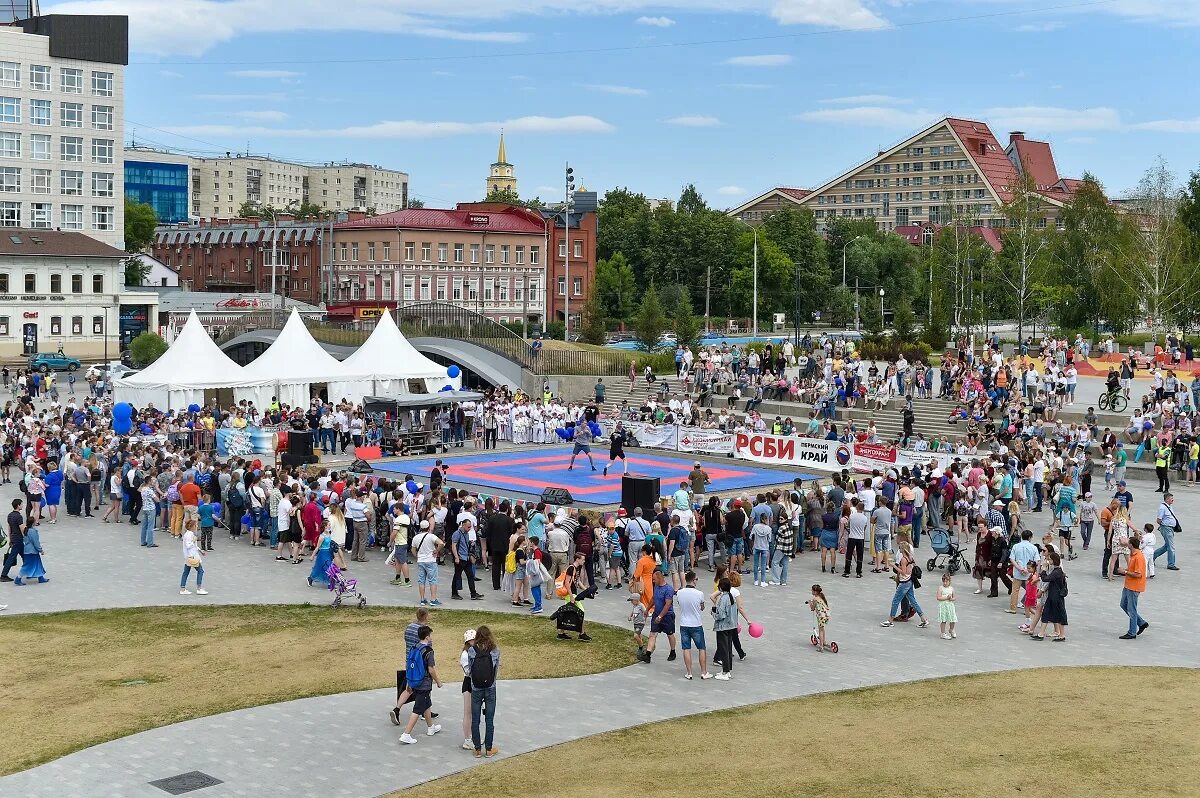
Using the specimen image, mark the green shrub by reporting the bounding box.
[858,336,932,363]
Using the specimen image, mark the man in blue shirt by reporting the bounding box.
[640,569,677,664]
[1155,492,1180,570]
[1008,530,1040,614]
[450,518,483,600]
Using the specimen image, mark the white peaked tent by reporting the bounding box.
[234,308,370,408]
[113,310,269,410]
[327,310,456,401]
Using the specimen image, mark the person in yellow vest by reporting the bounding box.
[269,396,281,414]
[1154,443,1171,493]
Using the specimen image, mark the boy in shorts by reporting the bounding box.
[389,506,412,587]
[640,569,677,663]
[667,514,689,589]
[398,625,442,745]
[627,592,647,656]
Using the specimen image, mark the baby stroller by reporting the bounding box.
[926,528,970,574]
[326,561,367,609]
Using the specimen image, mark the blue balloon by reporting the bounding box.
[406,479,418,494]
[112,404,132,421]
[241,513,253,527]
[113,419,132,436]
[588,421,602,438]
[447,364,461,379]
[187,403,201,414]
[210,502,222,517]
[555,427,573,441]
[439,385,453,392]
[139,422,153,434]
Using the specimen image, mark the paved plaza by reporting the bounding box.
[0,467,1195,798]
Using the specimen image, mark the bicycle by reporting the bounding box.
[1098,390,1128,413]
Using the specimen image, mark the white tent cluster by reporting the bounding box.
[113,309,457,411]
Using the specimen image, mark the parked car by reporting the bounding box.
[29,350,81,373]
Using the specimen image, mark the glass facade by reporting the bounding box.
[124,159,189,223]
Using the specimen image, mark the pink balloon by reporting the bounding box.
[748,622,764,639]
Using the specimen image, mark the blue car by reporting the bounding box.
[29,351,82,373]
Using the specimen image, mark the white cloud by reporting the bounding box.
[534,185,560,195]
[717,185,747,196]
[1065,136,1097,144]
[159,69,184,79]
[431,70,455,76]
[193,92,289,102]
[666,115,720,127]
[722,82,771,90]
[796,106,935,128]
[1009,70,1028,79]
[586,84,649,96]
[819,94,908,105]
[1133,117,1200,133]
[1015,21,1065,32]
[1087,0,1200,26]
[230,69,302,78]
[231,110,289,121]
[770,0,886,29]
[724,54,792,67]
[635,15,674,26]
[161,114,615,139]
[984,105,1121,132]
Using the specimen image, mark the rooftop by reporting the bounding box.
[335,206,546,235]
[0,229,126,259]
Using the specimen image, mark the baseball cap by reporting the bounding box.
[463,629,477,643]
[617,508,628,517]
[695,461,701,467]
[420,519,430,529]
[992,500,1003,506]
[1117,480,1126,486]
[1084,491,1092,498]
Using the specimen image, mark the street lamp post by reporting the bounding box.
[842,235,865,288]
[563,163,574,341]
[751,226,758,339]
[879,288,886,330]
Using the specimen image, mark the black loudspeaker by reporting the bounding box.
[281,452,318,468]
[540,487,573,505]
[288,430,313,455]
[621,475,660,516]
[348,458,373,474]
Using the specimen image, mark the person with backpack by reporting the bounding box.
[465,625,500,758]
[398,624,442,745]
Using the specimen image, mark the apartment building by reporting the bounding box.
[124,146,191,224]
[0,14,128,248]
[731,117,1073,234]
[309,163,408,215]
[326,205,547,325]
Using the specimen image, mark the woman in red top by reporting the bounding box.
[300,492,323,552]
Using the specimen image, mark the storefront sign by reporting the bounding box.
[356,307,385,320]
[468,214,490,225]
[215,297,266,309]
[22,311,38,318]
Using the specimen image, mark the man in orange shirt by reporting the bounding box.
[179,473,202,526]
[1119,531,1149,639]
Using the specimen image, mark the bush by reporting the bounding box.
[129,332,168,367]
[857,335,932,363]
[542,321,566,341]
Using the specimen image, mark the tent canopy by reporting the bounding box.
[339,310,446,381]
[114,310,266,391]
[239,307,370,383]
[363,390,483,412]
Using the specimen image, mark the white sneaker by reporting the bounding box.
[767,581,778,586]
[951,631,957,638]
[682,673,693,680]
[700,672,714,680]
[714,672,732,681]
[179,588,191,595]
[400,733,417,745]
[941,633,952,640]
[462,739,473,750]
[196,588,209,595]
[427,724,442,736]
[753,580,761,587]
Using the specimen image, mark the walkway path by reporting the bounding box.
[0,477,1195,797]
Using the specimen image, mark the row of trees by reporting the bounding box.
[589,158,1200,350]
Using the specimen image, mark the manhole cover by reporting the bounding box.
[149,771,224,795]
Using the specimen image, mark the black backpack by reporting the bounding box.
[470,645,495,689]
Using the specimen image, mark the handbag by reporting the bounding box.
[186,556,201,567]
[1168,506,1183,535]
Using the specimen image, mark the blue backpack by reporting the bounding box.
[405,643,429,686]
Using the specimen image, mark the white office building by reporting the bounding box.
[0,14,128,248]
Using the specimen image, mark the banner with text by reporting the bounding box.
[734,433,944,475]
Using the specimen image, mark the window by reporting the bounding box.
[61,136,83,161]
[381,277,391,300]
[573,277,582,296]
[557,276,566,296]
[437,243,447,263]
[499,280,508,302]
[404,242,414,261]
[350,243,359,261]
[1036,217,1048,229]
[436,276,447,300]
[403,275,414,301]
[91,139,114,164]
[452,277,463,301]
[500,245,509,264]
[71,273,82,293]
[421,243,431,262]
[61,204,83,230]
[0,97,18,124]
[92,274,103,293]
[61,170,83,195]
[515,245,524,264]
[92,205,114,231]
[0,316,7,335]
[484,244,495,264]
[367,242,375,262]
[0,62,17,88]
[530,246,539,265]
[50,316,61,335]
[366,281,375,300]
[27,134,49,161]
[30,65,50,91]
[558,241,566,258]
[469,243,480,264]
[91,71,114,97]
[30,202,50,228]
[61,101,83,127]
[24,272,35,291]
[0,201,19,226]
[50,273,63,293]
[92,315,103,334]
[0,166,17,192]
[420,276,430,300]
[91,105,113,130]
[61,67,83,94]
[91,172,114,197]
[72,315,85,334]
[382,243,390,261]
[453,243,464,263]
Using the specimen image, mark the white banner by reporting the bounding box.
[677,428,734,455]
[733,432,944,475]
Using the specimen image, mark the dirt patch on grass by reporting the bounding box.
[399,666,1200,798]
[0,604,631,775]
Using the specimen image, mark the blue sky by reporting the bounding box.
[46,0,1200,208]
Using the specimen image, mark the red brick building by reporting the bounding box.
[540,205,598,329]
[152,217,326,307]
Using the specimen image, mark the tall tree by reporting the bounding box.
[634,283,668,352]
[578,289,607,345]
[405,197,425,209]
[597,188,653,270]
[594,252,637,319]
[996,170,1056,340]
[760,207,830,327]
[726,233,795,323]
[124,198,157,253]
[676,184,708,216]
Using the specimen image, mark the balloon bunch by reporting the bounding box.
[112,403,134,436]
[187,403,202,414]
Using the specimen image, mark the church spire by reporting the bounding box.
[497,131,508,165]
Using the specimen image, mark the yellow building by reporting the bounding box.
[486,133,518,195]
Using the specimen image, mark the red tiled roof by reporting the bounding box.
[894,224,1003,254]
[945,118,1022,203]
[336,207,546,234]
[1010,138,1060,189]
[778,187,811,201]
